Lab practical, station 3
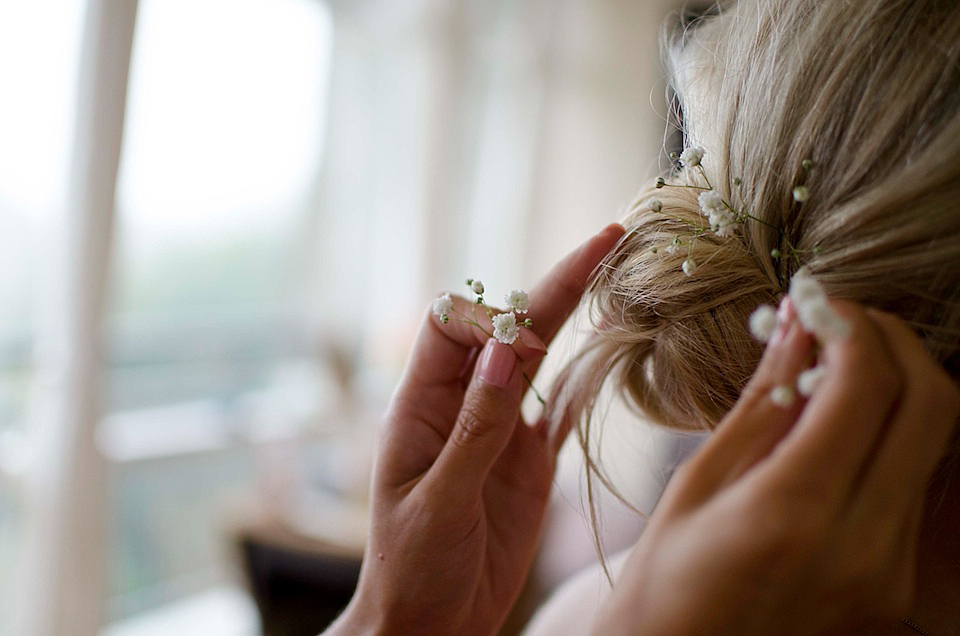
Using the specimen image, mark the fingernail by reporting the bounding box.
[519,329,548,354]
[477,339,518,388]
[777,296,795,323]
[770,297,796,347]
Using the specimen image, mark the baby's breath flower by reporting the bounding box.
[682,258,697,276]
[666,242,682,255]
[793,185,810,203]
[797,365,827,397]
[708,208,738,237]
[656,177,666,189]
[770,385,796,408]
[504,289,530,314]
[647,199,663,213]
[492,311,520,345]
[680,146,705,168]
[471,279,485,295]
[698,190,725,215]
[749,305,778,343]
[433,293,454,320]
[788,268,851,341]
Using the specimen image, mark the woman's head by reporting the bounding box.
[555,0,960,435]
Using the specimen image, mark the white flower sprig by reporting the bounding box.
[748,267,851,407]
[433,280,544,404]
[651,148,817,277]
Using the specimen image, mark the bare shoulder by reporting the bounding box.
[523,548,632,636]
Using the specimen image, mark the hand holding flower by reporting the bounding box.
[325,224,625,636]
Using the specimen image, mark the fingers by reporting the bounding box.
[857,311,960,506]
[407,294,548,392]
[379,223,623,490]
[429,339,533,498]
[764,303,903,501]
[686,306,815,497]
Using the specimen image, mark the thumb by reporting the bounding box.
[430,338,531,498]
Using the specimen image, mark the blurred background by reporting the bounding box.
[0,0,701,634]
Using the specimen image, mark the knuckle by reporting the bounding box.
[451,398,497,449]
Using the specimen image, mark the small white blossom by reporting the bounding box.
[789,268,851,341]
[770,385,796,408]
[708,208,738,237]
[698,190,725,215]
[471,279,485,295]
[647,198,663,213]
[797,365,827,397]
[433,293,453,319]
[492,311,520,345]
[682,258,697,276]
[680,146,705,168]
[793,186,810,203]
[749,305,778,343]
[504,289,530,314]
[665,241,683,255]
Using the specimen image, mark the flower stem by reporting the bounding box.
[451,307,547,405]
[524,372,546,405]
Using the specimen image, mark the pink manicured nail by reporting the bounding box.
[769,297,796,348]
[477,339,518,388]
[519,329,548,354]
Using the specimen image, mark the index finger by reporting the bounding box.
[389,223,624,434]
[525,223,626,345]
[858,311,960,504]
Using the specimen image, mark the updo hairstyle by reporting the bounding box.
[553,0,960,442]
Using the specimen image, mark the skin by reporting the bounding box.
[592,302,960,635]
[327,226,960,635]
[326,223,628,636]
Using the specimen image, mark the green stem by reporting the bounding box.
[697,165,713,190]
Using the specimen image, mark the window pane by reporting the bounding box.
[0,1,85,632]
[108,0,332,615]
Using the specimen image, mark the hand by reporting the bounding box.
[592,301,960,635]
[327,224,625,636]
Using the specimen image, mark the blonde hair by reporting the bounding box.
[552,0,960,524]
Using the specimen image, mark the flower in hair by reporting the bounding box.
[682,258,697,276]
[492,311,519,345]
[709,208,738,237]
[652,150,820,277]
[433,292,454,323]
[680,146,705,168]
[698,190,724,214]
[504,289,530,314]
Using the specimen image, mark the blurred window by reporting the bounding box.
[0,1,86,631]
[106,0,333,618]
